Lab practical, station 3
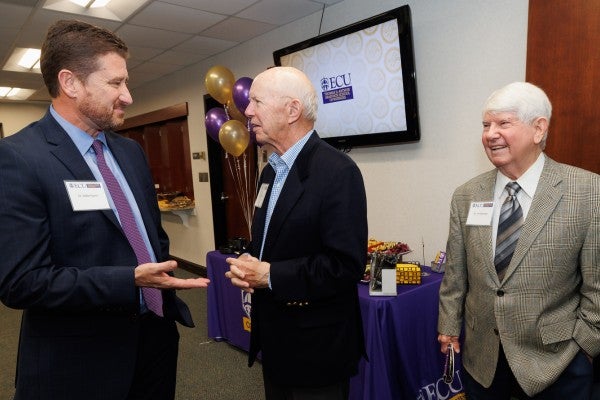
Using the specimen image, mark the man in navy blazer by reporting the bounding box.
[0,20,209,400]
[226,67,368,400]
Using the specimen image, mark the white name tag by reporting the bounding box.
[64,180,111,211]
[254,183,269,208]
[466,201,494,226]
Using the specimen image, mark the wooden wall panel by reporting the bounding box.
[526,0,600,174]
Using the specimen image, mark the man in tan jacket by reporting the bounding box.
[438,82,599,399]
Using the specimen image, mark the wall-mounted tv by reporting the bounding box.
[273,5,419,149]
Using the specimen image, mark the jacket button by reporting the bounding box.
[497,290,504,297]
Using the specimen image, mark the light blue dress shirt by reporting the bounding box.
[50,106,156,310]
[50,106,157,264]
[259,130,314,261]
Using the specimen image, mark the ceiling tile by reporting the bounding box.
[154,0,257,16]
[130,61,183,76]
[0,2,32,29]
[150,50,209,66]
[0,0,37,6]
[314,0,345,5]
[41,0,147,22]
[27,88,52,102]
[201,16,277,43]
[238,0,324,25]
[127,46,165,62]
[173,36,238,55]
[128,2,227,34]
[116,24,192,49]
[13,11,121,50]
[0,0,349,103]
[0,70,44,89]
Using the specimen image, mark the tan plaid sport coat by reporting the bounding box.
[438,156,600,396]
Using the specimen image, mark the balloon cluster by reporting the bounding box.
[204,66,256,238]
[204,65,254,157]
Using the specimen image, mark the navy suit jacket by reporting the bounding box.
[248,132,368,387]
[0,111,193,399]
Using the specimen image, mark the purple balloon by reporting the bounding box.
[205,107,228,143]
[232,77,253,114]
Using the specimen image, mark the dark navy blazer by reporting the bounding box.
[0,111,193,399]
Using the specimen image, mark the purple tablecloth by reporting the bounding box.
[206,251,252,351]
[206,250,465,399]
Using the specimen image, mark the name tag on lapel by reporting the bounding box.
[255,183,269,208]
[64,180,111,211]
[466,201,494,226]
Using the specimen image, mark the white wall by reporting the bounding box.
[0,0,529,266]
[0,102,47,136]
[128,0,528,266]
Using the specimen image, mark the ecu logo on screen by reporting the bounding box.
[320,73,353,104]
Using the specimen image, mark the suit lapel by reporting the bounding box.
[262,166,304,256]
[502,158,563,281]
[43,113,95,182]
[473,171,498,281]
[106,133,160,252]
[260,133,318,259]
[251,165,275,256]
[42,114,121,229]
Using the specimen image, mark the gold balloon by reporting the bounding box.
[219,120,250,157]
[226,99,246,123]
[205,65,235,105]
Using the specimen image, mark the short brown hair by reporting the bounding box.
[41,19,129,98]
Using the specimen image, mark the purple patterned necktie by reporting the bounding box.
[92,140,163,316]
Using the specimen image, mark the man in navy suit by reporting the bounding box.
[225,66,368,400]
[0,20,209,400]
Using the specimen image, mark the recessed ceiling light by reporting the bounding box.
[0,87,37,101]
[0,87,27,98]
[92,0,112,7]
[70,0,112,8]
[17,48,41,70]
[3,48,42,74]
[7,88,21,97]
[43,0,145,22]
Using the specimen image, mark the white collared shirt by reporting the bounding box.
[491,153,545,252]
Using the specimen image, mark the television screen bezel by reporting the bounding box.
[273,5,420,149]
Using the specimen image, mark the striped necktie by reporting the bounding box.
[494,181,523,278]
[92,140,163,316]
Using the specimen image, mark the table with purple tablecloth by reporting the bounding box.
[206,250,465,399]
[206,251,252,351]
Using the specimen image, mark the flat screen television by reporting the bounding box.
[273,5,420,149]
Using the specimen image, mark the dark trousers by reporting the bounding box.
[464,345,592,400]
[263,370,350,400]
[126,313,180,400]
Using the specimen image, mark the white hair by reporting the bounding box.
[483,82,552,148]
